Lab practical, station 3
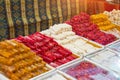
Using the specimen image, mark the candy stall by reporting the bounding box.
[0,0,120,80]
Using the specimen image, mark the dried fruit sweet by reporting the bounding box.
[91,13,120,38]
[66,61,117,80]
[16,32,77,67]
[0,40,49,80]
[42,24,100,56]
[104,9,120,26]
[65,12,116,45]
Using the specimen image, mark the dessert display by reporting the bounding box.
[0,9,120,80]
[15,32,78,67]
[65,12,117,45]
[41,23,101,56]
[87,49,120,75]
[91,13,120,38]
[0,40,49,80]
[104,9,120,26]
[63,60,118,80]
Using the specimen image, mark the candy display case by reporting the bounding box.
[41,23,103,57]
[0,8,120,79]
[30,70,75,80]
[86,48,120,76]
[0,0,119,79]
[59,59,119,80]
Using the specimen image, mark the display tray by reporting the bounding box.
[86,48,120,77]
[59,58,119,80]
[0,64,53,80]
[30,70,75,80]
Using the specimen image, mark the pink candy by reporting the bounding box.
[66,61,117,80]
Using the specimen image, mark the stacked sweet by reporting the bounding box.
[0,40,49,80]
[44,74,67,80]
[91,13,120,38]
[65,12,116,45]
[15,32,77,67]
[41,23,100,56]
[91,14,115,30]
[66,61,117,80]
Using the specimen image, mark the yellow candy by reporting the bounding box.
[91,13,117,31]
[0,40,48,80]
